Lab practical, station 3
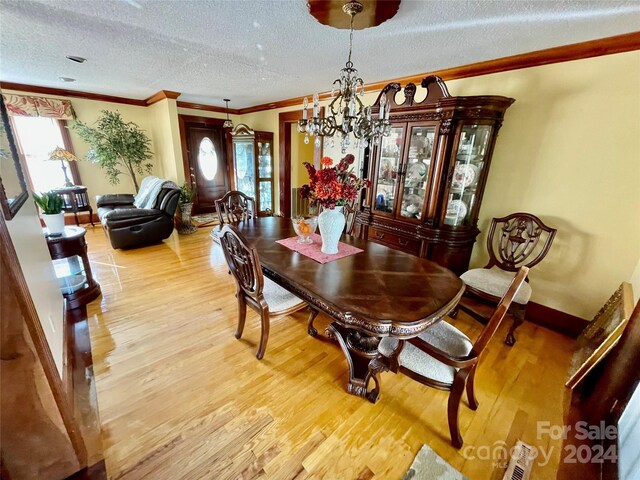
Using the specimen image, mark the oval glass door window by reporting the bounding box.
[198,137,218,180]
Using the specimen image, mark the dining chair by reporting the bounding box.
[453,212,556,345]
[218,223,310,359]
[367,266,529,448]
[211,190,256,242]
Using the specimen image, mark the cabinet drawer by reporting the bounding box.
[368,227,420,255]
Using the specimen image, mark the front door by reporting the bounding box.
[181,116,228,214]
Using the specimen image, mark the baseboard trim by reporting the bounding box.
[526,301,589,338]
[65,460,107,480]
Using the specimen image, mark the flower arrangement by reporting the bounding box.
[300,154,369,209]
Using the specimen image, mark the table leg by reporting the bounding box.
[327,322,380,403]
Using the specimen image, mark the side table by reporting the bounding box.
[45,226,101,309]
[51,185,95,227]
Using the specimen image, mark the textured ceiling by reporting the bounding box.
[1,0,638,108]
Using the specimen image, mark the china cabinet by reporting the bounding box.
[228,124,274,216]
[355,76,514,274]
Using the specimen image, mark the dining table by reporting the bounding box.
[231,217,465,402]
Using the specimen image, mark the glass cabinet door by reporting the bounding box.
[257,137,273,215]
[444,124,493,226]
[233,140,256,200]
[373,126,404,214]
[399,125,436,221]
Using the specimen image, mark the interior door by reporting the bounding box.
[182,119,228,214]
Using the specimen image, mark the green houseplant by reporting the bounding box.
[33,191,65,234]
[177,182,197,234]
[72,110,153,192]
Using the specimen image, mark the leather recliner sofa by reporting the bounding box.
[96,182,180,249]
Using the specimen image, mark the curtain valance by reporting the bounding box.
[2,94,75,120]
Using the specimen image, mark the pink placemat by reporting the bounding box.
[276,233,363,264]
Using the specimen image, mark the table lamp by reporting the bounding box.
[48,147,79,187]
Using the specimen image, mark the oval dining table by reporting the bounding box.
[230,217,464,402]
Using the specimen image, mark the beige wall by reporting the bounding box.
[4,201,65,375]
[290,123,315,188]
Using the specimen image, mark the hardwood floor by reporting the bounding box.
[85,227,575,480]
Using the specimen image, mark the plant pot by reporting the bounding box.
[43,213,65,234]
[318,206,345,255]
[178,202,197,234]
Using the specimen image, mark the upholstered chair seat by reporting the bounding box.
[461,267,532,305]
[262,277,305,313]
[379,321,473,384]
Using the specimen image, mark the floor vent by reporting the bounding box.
[502,440,534,480]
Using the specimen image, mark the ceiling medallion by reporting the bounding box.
[298,0,391,152]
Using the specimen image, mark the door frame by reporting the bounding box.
[278,110,323,218]
[178,114,230,213]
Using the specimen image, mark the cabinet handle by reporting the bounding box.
[399,238,409,246]
[375,231,385,239]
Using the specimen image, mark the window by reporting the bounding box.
[11,117,76,192]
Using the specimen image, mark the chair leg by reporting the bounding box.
[466,365,479,411]
[256,306,270,360]
[448,369,469,449]
[505,303,526,346]
[235,293,247,339]
[307,308,319,337]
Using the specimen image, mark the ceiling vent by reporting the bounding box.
[66,55,86,63]
[59,77,76,82]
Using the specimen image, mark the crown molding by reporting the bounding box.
[2,31,638,115]
[145,90,181,105]
[176,101,241,115]
[0,81,148,106]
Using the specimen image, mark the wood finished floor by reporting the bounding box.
[85,227,575,480]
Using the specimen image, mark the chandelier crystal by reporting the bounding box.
[298,0,391,153]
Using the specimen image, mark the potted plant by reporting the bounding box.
[33,191,65,234]
[177,182,197,234]
[71,110,153,192]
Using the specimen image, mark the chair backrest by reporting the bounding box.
[485,213,556,271]
[215,191,256,226]
[472,266,529,354]
[218,223,264,304]
[154,187,180,215]
[344,198,358,236]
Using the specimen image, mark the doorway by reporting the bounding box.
[278,110,322,218]
[178,115,229,214]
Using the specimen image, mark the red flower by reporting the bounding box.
[320,156,333,167]
[301,155,368,209]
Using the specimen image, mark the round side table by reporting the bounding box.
[45,226,101,309]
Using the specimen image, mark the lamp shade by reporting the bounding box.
[48,147,79,162]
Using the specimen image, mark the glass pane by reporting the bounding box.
[53,256,87,294]
[198,137,218,181]
[234,141,256,199]
[444,124,492,226]
[259,181,272,213]
[374,126,403,214]
[400,126,435,220]
[258,141,272,178]
[12,116,67,191]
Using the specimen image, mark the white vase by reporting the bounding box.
[43,213,65,234]
[318,206,345,255]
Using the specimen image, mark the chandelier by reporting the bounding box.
[223,99,233,129]
[298,0,391,153]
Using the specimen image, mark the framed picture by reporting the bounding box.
[566,282,635,389]
[0,94,28,220]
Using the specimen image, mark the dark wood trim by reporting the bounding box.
[0,212,87,466]
[238,31,640,114]
[0,82,147,106]
[177,101,241,115]
[525,301,589,338]
[145,90,181,106]
[62,299,72,398]
[65,460,107,480]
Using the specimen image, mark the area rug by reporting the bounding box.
[403,445,468,480]
[192,213,219,228]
